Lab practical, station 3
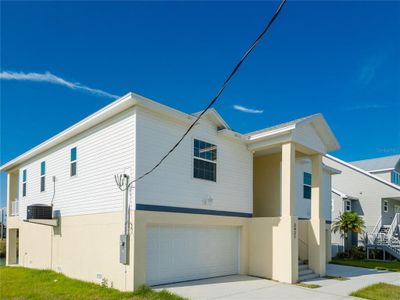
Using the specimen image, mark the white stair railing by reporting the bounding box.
[387,213,400,241]
[368,217,382,245]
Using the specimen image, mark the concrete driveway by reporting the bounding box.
[155,264,400,299]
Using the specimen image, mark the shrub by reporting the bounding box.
[349,246,366,260]
[336,252,348,259]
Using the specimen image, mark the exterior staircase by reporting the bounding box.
[298,260,319,281]
[368,214,400,260]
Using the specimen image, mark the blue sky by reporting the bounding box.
[1,1,399,206]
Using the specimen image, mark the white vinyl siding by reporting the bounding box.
[146,225,239,286]
[325,156,400,234]
[135,108,253,214]
[295,159,332,221]
[17,108,136,219]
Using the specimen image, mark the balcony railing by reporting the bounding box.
[11,199,19,216]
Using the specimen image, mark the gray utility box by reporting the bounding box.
[120,234,130,265]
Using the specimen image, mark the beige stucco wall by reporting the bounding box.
[253,154,281,217]
[7,212,134,291]
[298,220,309,261]
[248,216,298,283]
[133,210,249,289]
[326,224,332,262]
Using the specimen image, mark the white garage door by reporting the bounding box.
[146,225,240,286]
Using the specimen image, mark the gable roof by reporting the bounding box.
[350,155,400,172]
[245,113,340,152]
[0,92,230,172]
[325,154,400,192]
[192,108,230,130]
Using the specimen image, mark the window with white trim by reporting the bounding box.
[40,161,46,192]
[391,170,400,186]
[383,200,389,213]
[303,172,312,199]
[22,169,27,197]
[344,199,351,212]
[70,147,77,177]
[193,139,217,182]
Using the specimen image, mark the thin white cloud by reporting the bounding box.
[233,104,263,114]
[0,71,119,99]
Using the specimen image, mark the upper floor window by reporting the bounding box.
[193,139,217,182]
[40,161,46,192]
[303,172,312,199]
[70,147,77,177]
[22,169,27,197]
[391,171,400,186]
[344,199,352,212]
[383,200,389,213]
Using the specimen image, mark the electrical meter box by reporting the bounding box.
[120,234,129,265]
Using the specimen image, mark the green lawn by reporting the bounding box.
[350,283,400,300]
[331,258,400,272]
[0,267,185,300]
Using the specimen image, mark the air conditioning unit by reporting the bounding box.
[27,204,53,220]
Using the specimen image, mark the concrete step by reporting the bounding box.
[299,273,319,281]
[299,269,313,276]
[299,264,308,271]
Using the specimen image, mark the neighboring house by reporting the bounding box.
[324,155,400,258]
[351,155,400,186]
[2,93,340,291]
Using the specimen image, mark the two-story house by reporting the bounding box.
[324,155,400,259]
[2,92,340,290]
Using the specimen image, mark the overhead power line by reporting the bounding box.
[116,0,287,191]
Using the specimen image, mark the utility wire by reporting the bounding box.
[117,0,287,191]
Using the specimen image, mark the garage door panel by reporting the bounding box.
[146,225,240,286]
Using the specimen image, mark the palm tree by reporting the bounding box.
[332,212,365,253]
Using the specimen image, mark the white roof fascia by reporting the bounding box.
[323,164,341,175]
[326,154,400,192]
[217,129,245,141]
[246,125,296,142]
[332,188,358,200]
[369,168,395,173]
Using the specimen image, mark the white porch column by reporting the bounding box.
[276,142,298,283]
[308,154,326,276]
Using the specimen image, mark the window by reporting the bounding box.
[383,200,389,213]
[303,172,312,199]
[70,147,77,177]
[344,200,352,212]
[391,171,400,186]
[193,139,217,181]
[22,169,27,197]
[40,161,46,192]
